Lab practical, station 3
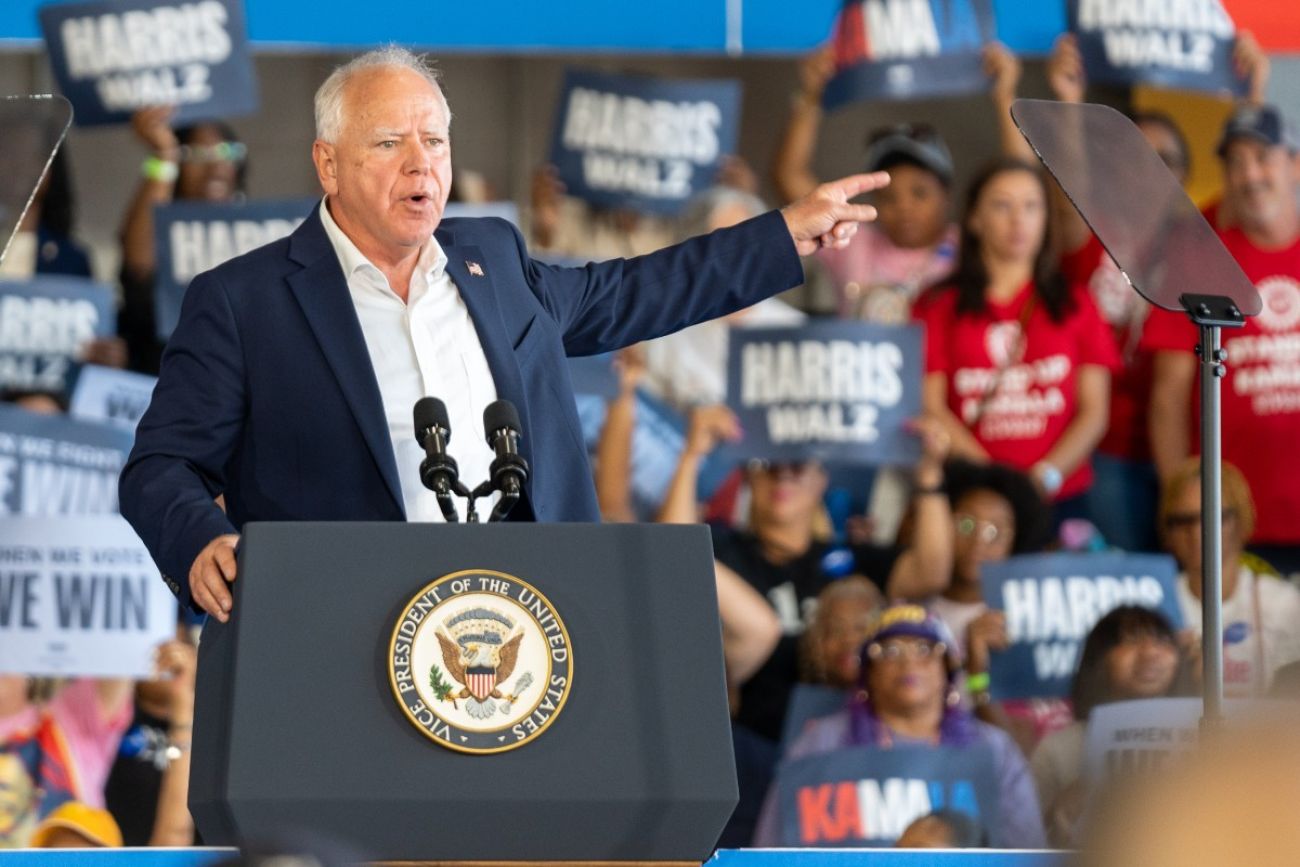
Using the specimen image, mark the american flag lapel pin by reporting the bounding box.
[467,260,485,277]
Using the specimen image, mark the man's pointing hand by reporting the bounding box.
[781,171,891,256]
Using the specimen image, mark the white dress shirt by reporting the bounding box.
[320,200,498,521]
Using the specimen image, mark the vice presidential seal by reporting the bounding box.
[388,570,572,754]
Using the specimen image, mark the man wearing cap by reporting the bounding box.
[1146,104,1300,574]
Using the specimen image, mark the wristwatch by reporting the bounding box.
[1033,461,1063,497]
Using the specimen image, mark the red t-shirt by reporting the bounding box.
[1060,235,1156,461]
[1142,228,1300,544]
[916,281,1120,500]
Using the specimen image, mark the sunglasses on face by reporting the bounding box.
[1164,507,1238,532]
[179,141,247,164]
[867,122,941,147]
[954,513,1009,544]
[747,459,815,477]
[866,639,946,662]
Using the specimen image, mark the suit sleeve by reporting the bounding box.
[119,270,244,611]
[513,211,805,356]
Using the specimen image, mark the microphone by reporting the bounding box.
[483,399,529,522]
[414,397,463,522]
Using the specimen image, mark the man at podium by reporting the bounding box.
[119,46,888,623]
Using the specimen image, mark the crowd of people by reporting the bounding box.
[3,30,1300,854]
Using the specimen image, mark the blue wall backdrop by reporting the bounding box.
[0,0,1065,54]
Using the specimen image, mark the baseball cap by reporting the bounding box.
[865,602,955,647]
[864,124,955,185]
[1216,104,1299,157]
[29,802,123,848]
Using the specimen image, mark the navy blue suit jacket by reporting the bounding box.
[119,207,803,609]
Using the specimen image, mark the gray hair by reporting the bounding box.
[679,186,768,240]
[314,45,451,143]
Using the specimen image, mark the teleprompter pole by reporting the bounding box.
[1180,294,1245,732]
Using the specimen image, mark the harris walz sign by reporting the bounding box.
[39,0,258,126]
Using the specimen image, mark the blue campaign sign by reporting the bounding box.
[982,552,1184,701]
[0,276,114,396]
[0,403,135,516]
[775,744,999,847]
[154,198,315,340]
[68,365,158,431]
[726,321,923,467]
[1068,0,1248,96]
[568,353,620,401]
[548,69,742,216]
[443,201,520,227]
[780,683,851,755]
[822,0,996,110]
[38,0,258,127]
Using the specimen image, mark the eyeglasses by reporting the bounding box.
[955,513,1008,544]
[866,640,946,662]
[1163,508,1238,532]
[179,141,247,164]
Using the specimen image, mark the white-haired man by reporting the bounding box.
[120,46,890,622]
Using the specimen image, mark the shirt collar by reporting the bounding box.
[318,197,448,287]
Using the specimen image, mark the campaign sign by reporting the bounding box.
[1068,0,1247,95]
[549,69,741,216]
[0,277,114,396]
[823,0,995,110]
[1082,697,1201,790]
[568,353,620,401]
[154,198,315,340]
[443,201,520,227]
[0,516,174,677]
[38,0,257,127]
[726,321,922,466]
[0,403,134,516]
[776,745,999,847]
[69,365,158,432]
[982,553,1184,701]
[780,684,851,754]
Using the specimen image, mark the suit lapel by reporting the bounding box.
[286,211,406,517]
[440,241,536,481]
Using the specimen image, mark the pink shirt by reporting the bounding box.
[815,223,958,321]
[0,679,132,808]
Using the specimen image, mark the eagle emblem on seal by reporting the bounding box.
[431,607,531,720]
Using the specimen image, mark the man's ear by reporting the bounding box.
[312,140,338,196]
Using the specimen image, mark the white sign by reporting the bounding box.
[0,516,175,677]
[69,365,157,431]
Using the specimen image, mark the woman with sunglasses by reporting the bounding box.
[753,603,1046,848]
[1161,458,1300,699]
[928,461,1069,753]
[914,158,1120,526]
[118,107,248,373]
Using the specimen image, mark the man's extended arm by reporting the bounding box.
[518,175,888,357]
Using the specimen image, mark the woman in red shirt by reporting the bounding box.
[915,158,1119,524]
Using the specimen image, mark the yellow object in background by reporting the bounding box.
[1133,85,1238,210]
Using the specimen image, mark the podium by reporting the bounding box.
[189,522,738,863]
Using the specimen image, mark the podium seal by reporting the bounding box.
[388,569,573,754]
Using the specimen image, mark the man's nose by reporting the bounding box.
[404,140,432,173]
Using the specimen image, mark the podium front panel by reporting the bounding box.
[190,522,737,861]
